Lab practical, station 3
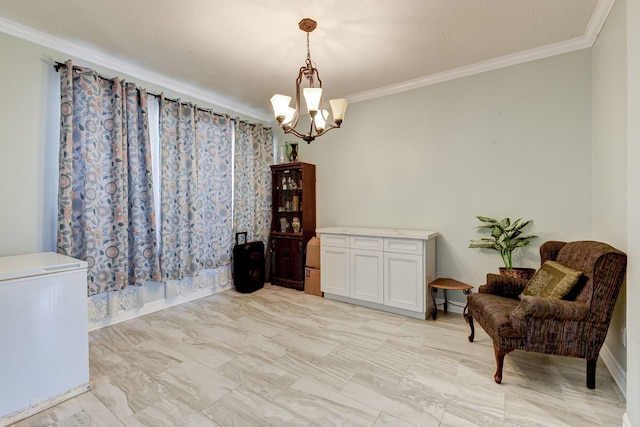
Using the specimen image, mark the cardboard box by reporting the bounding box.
[306,237,320,268]
[304,267,322,296]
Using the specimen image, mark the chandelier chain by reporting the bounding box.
[304,32,315,87]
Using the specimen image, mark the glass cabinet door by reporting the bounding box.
[273,167,303,234]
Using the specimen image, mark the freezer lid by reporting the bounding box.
[0,252,88,282]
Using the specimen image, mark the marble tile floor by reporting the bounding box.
[13,284,626,427]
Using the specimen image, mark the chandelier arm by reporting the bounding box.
[280,125,316,144]
[308,110,317,139]
[307,123,340,141]
[278,116,342,144]
[313,67,323,88]
[289,66,307,130]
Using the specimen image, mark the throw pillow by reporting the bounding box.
[520,261,582,300]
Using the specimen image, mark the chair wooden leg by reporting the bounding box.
[587,358,597,389]
[464,312,475,342]
[493,343,512,384]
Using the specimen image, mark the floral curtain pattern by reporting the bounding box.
[159,98,234,281]
[159,97,200,280]
[196,110,233,268]
[58,60,160,296]
[233,121,274,246]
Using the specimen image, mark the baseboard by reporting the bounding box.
[88,286,226,331]
[600,343,627,399]
[1,383,92,426]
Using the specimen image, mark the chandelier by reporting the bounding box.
[270,18,348,144]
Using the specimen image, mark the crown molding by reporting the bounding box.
[584,0,617,45]
[1,0,616,113]
[0,16,271,122]
[347,0,616,104]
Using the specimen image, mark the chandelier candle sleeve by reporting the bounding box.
[270,18,348,144]
[314,110,328,132]
[329,99,348,124]
[303,88,322,113]
[270,95,292,121]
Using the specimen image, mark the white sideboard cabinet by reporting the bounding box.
[317,227,438,319]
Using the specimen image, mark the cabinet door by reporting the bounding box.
[288,239,304,283]
[320,246,350,296]
[272,237,304,287]
[383,252,424,312]
[350,249,383,303]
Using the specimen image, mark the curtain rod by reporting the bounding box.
[54,61,270,129]
[53,60,234,120]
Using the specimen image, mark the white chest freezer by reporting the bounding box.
[0,252,91,425]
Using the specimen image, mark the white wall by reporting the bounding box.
[625,0,640,423]
[592,0,628,379]
[281,50,593,291]
[0,34,59,255]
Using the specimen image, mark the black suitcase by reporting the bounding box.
[233,241,265,293]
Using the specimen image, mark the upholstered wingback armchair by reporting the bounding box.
[465,240,627,389]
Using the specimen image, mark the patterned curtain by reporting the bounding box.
[160,98,234,283]
[58,60,160,297]
[159,97,200,280]
[196,110,233,268]
[233,121,274,246]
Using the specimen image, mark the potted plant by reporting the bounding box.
[469,216,538,279]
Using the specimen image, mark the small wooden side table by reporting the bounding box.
[428,278,473,320]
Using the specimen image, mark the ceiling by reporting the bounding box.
[0,0,612,121]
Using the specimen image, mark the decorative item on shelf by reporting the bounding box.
[291,195,300,211]
[286,142,299,162]
[291,217,301,233]
[269,18,348,144]
[280,217,289,233]
[469,216,538,279]
[288,176,297,189]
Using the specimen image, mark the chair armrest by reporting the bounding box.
[479,273,529,299]
[517,296,590,321]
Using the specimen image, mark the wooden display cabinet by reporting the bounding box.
[269,162,316,290]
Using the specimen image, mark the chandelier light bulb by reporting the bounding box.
[270,94,292,123]
[314,109,329,132]
[329,98,348,124]
[303,88,322,113]
[283,107,295,125]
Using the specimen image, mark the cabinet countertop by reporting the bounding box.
[316,227,439,241]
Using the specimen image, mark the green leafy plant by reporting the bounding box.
[469,216,537,269]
